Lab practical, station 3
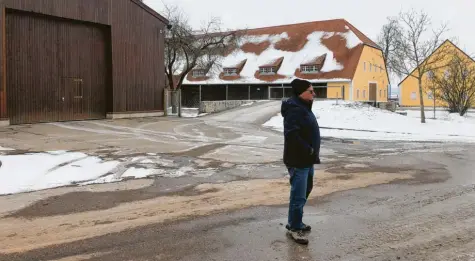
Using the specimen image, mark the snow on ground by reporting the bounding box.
[0,150,221,195]
[0,151,120,195]
[263,100,475,142]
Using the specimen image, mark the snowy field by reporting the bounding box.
[263,100,475,142]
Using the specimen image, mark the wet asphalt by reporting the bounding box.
[1,139,474,261]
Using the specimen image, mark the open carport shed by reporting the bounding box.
[0,0,169,125]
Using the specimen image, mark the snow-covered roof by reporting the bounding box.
[183,19,380,85]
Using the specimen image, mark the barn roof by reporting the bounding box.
[183,19,379,85]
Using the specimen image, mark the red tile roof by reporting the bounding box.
[182,19,380,85]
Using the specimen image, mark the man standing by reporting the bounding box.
[282,78,321,245]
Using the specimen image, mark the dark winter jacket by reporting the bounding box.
[282,96,321,168]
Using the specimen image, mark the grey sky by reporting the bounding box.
[145,0,473,86]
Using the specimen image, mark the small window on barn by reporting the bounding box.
[411,92,417,100]
[259,67,276,74]
[300,65,319,73]
[380,89,382,97]
[357,90,360,98]
[364,62,366,71]
[370,63,372,72]
[223,68,238,76]
[192,70,206,77]
[363,90,367,98]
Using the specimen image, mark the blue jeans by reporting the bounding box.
[287,167,314,230]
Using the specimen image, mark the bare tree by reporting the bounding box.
[163,4,239,91]
[429,51,475,116]
[384,9,449,123]
[377,17,401,67]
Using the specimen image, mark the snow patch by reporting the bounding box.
[0,152,120,195]
[341,30,362,49]
[263,100,475,142]
[184,31,347,85]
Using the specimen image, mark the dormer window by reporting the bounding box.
[223,68,238,76]
[259,67,277,74]
[300,65,319,73]
[192,69,206,77]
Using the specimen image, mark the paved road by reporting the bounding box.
[1,101,475,260]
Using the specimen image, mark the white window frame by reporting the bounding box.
[300,65,319,73]
[223,68,238,76]
[192,70,206,77]
[259,67,276,74]
[410,92,417,100]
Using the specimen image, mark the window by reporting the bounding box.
[300,65,319,73]
[192,70,206,77]
[428,70,435,80]
[259,67,276,74]
[370,63,372,72]
[462,69,469,79]
[363,90,366,98]
[223,68,238,76]
[444,70,450,79]
[410,92,417,100]
[427,91,433,99]
[357,90,360,98]
[364,62,366,71]
[380,89,382,97]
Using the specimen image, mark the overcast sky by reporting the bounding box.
[144,0,474,86]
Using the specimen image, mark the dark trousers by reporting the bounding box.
[287,167,314,230]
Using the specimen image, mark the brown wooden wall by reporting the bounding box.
[6,10,110,124]
[0,0,167,123]
[111,0,166,112]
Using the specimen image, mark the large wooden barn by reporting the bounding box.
[0,0,168,125]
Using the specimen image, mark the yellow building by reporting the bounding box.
[182,19,389,104]
[399,40,475,107]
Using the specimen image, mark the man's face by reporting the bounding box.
[299,85,315,102]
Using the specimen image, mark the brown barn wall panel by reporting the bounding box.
[0,5,6,120]
[0,0,167,124]
[3,0,110,25]
[6,10,109,124]
[111,0,165,112]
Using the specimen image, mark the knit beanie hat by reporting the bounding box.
[291,78,312,96]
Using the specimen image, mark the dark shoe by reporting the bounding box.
[286,223,311,232]
[286,230,309,245]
